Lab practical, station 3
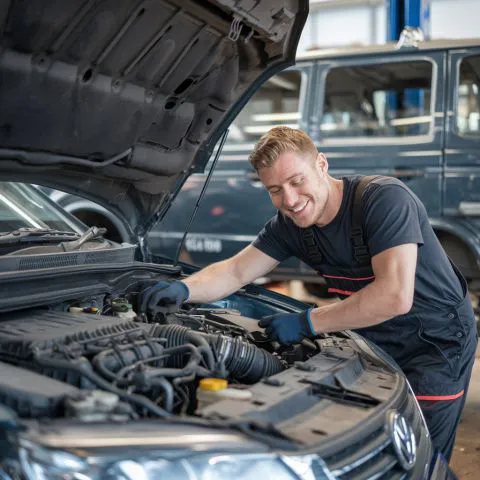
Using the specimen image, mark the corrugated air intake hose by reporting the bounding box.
[149,324,284,383]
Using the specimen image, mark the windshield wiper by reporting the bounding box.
[60,226,107,252]
[0,226,107,251]
[0,227,81,244]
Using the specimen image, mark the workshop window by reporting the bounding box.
[319,60,433,140]
[456,55,480,137]
[225,70,305,145]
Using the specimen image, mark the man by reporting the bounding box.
[140,126,477,461]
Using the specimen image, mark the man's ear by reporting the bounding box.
[316,153,328,175]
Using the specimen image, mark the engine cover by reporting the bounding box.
[0,310,147,362]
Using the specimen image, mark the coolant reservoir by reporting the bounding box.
[111,298,137,320]
[196,378,252,410]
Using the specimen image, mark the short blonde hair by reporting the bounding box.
[248,126,318,171]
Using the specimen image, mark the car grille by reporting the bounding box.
[321,386,426,480]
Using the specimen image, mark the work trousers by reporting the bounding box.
[359,294,478,461]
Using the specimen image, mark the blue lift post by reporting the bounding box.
[386,0,431,134]
[387,0,431,41]
[386,0,403,41]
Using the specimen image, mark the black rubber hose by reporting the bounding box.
[210,335,284,383]
[149,325,201,368]
[149,377,174,413]
[138,344,202,380]
[92,341,164,380]
[33,351,171,418]
[150,325,283,383]
[185,329,214,369]
[95,353,169,387]
[149,325,214,370]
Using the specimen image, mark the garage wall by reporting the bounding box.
[297,6,379,51]
[298,3,385,51]
[297,0,480,53]
[431,0,480,39]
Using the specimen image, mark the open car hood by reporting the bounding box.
[0,0,307,238]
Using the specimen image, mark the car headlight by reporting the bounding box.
[17,440,332,480]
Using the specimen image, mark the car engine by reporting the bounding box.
[0,291,317,421]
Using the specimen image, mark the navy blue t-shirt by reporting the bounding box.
[253,176,464,309]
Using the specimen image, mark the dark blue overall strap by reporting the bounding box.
[351,175,382,266]
[301,176,383,266]
[302,227,323,264]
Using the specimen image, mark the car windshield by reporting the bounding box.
[0,182,84,234]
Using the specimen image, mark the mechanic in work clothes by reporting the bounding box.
[140,126,478,461]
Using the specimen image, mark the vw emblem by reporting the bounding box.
[387,411,417,470]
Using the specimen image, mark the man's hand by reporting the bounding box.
[258,309,315,346]
[139,280,189,315]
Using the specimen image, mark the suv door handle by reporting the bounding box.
[390,168,425,182]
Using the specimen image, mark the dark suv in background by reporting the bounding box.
[51,37,480,298]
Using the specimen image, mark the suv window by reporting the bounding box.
[456,54,480,136]
[225,70,304,145]
[320,60,433,140]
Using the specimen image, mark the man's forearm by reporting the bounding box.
[182,259,243,303]
[310,279,412,333]
[181,245,279,304]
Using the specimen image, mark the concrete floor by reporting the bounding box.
[450,349,480,479]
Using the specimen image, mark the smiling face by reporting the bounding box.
[258,151,334,228]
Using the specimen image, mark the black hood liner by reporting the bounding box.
[0,0,308,238]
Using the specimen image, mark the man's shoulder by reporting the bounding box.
[342,174,403,192]
[362,176,419,204]
[342,175,415,206]
[357,176,428,231]
[362,175,406,190]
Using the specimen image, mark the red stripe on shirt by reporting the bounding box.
[328,288,354,296]
[416,390,465,401]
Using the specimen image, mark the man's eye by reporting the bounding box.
[291,178,304,186]
[269,188,281,195]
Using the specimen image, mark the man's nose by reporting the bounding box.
[283,187,297,207]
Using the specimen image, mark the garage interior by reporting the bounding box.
[1,0,479,479]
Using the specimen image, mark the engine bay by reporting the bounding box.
[0,262,400,456]
[0,285,327,422]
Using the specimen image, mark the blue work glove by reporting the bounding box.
[139,280,189,315]
[258,309,315,346]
